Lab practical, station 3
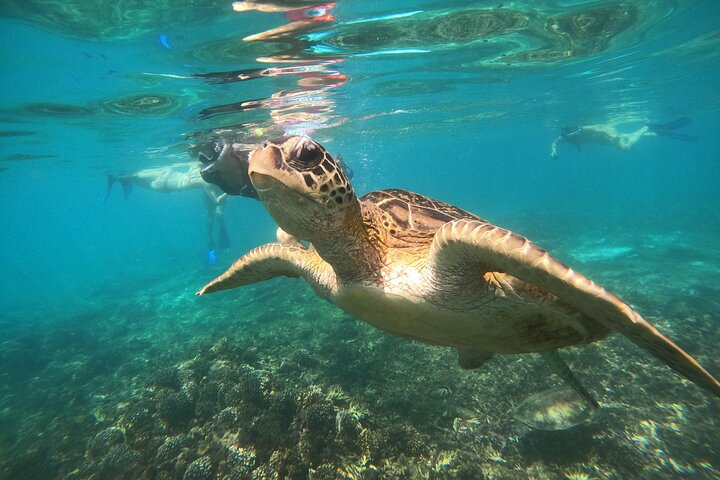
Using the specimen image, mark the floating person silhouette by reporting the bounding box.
[550,116,697,159]
[106,142,259,263]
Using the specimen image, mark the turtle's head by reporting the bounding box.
[248,136,356,240]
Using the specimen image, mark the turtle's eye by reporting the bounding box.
[292,139,323,169]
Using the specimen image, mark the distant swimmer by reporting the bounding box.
[105,161,205,200]
[550,117,697,159]
[105,142,260,263]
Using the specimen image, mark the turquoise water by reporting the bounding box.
[1,1,719,478]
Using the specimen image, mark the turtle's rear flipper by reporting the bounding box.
[431,219,720,398]
[541,350,599,409]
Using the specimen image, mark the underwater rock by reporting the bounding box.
[157,390,195,427]
[156,435,188,463]
[101,443,142,473]
[148,366,181,390]
[221,445,257,479]
[270,388,299,423]
[183,455,214,480]
[359,428,389,460]
[387,424,427,457]
[236,365,269,405]
[88,426,126,459]
[299,401,336,434]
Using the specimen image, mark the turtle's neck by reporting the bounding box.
[310,201,384,284]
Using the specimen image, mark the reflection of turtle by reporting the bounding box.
[198,136,720,407]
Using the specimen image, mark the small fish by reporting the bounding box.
[4,153,57,161]
[0,130,34,138]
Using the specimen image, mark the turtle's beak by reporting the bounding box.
[248,143,282,192]
[249,171,277,192]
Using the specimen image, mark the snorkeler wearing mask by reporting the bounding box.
[550,117,697,160]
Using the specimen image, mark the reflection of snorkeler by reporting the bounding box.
[194,59,345,84]
[550,117,697,159]
[196,59,348,137]
[234,2,336,44]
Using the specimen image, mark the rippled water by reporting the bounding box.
[1,1,719,479]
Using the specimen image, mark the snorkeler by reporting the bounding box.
[550,117,697,159]
[203,184,229,264]
[193,141,259,199]
[105,142,261,263]
[105,161,205,199]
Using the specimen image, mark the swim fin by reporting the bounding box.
[654,131,698,142]
[104,175,133,201]
[648,117,698,142]
[104,175,116,203]
[119,178,133,199]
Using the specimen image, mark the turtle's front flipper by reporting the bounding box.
[542,350,599,409]
[197,242,332,296]
[430,219,720,398]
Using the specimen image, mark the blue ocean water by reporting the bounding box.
[1,1,719,479]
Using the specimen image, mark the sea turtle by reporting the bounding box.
[197,136,720,404]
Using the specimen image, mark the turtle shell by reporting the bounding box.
[362,188,485,238]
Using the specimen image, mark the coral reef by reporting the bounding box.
[1,225,719,479]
